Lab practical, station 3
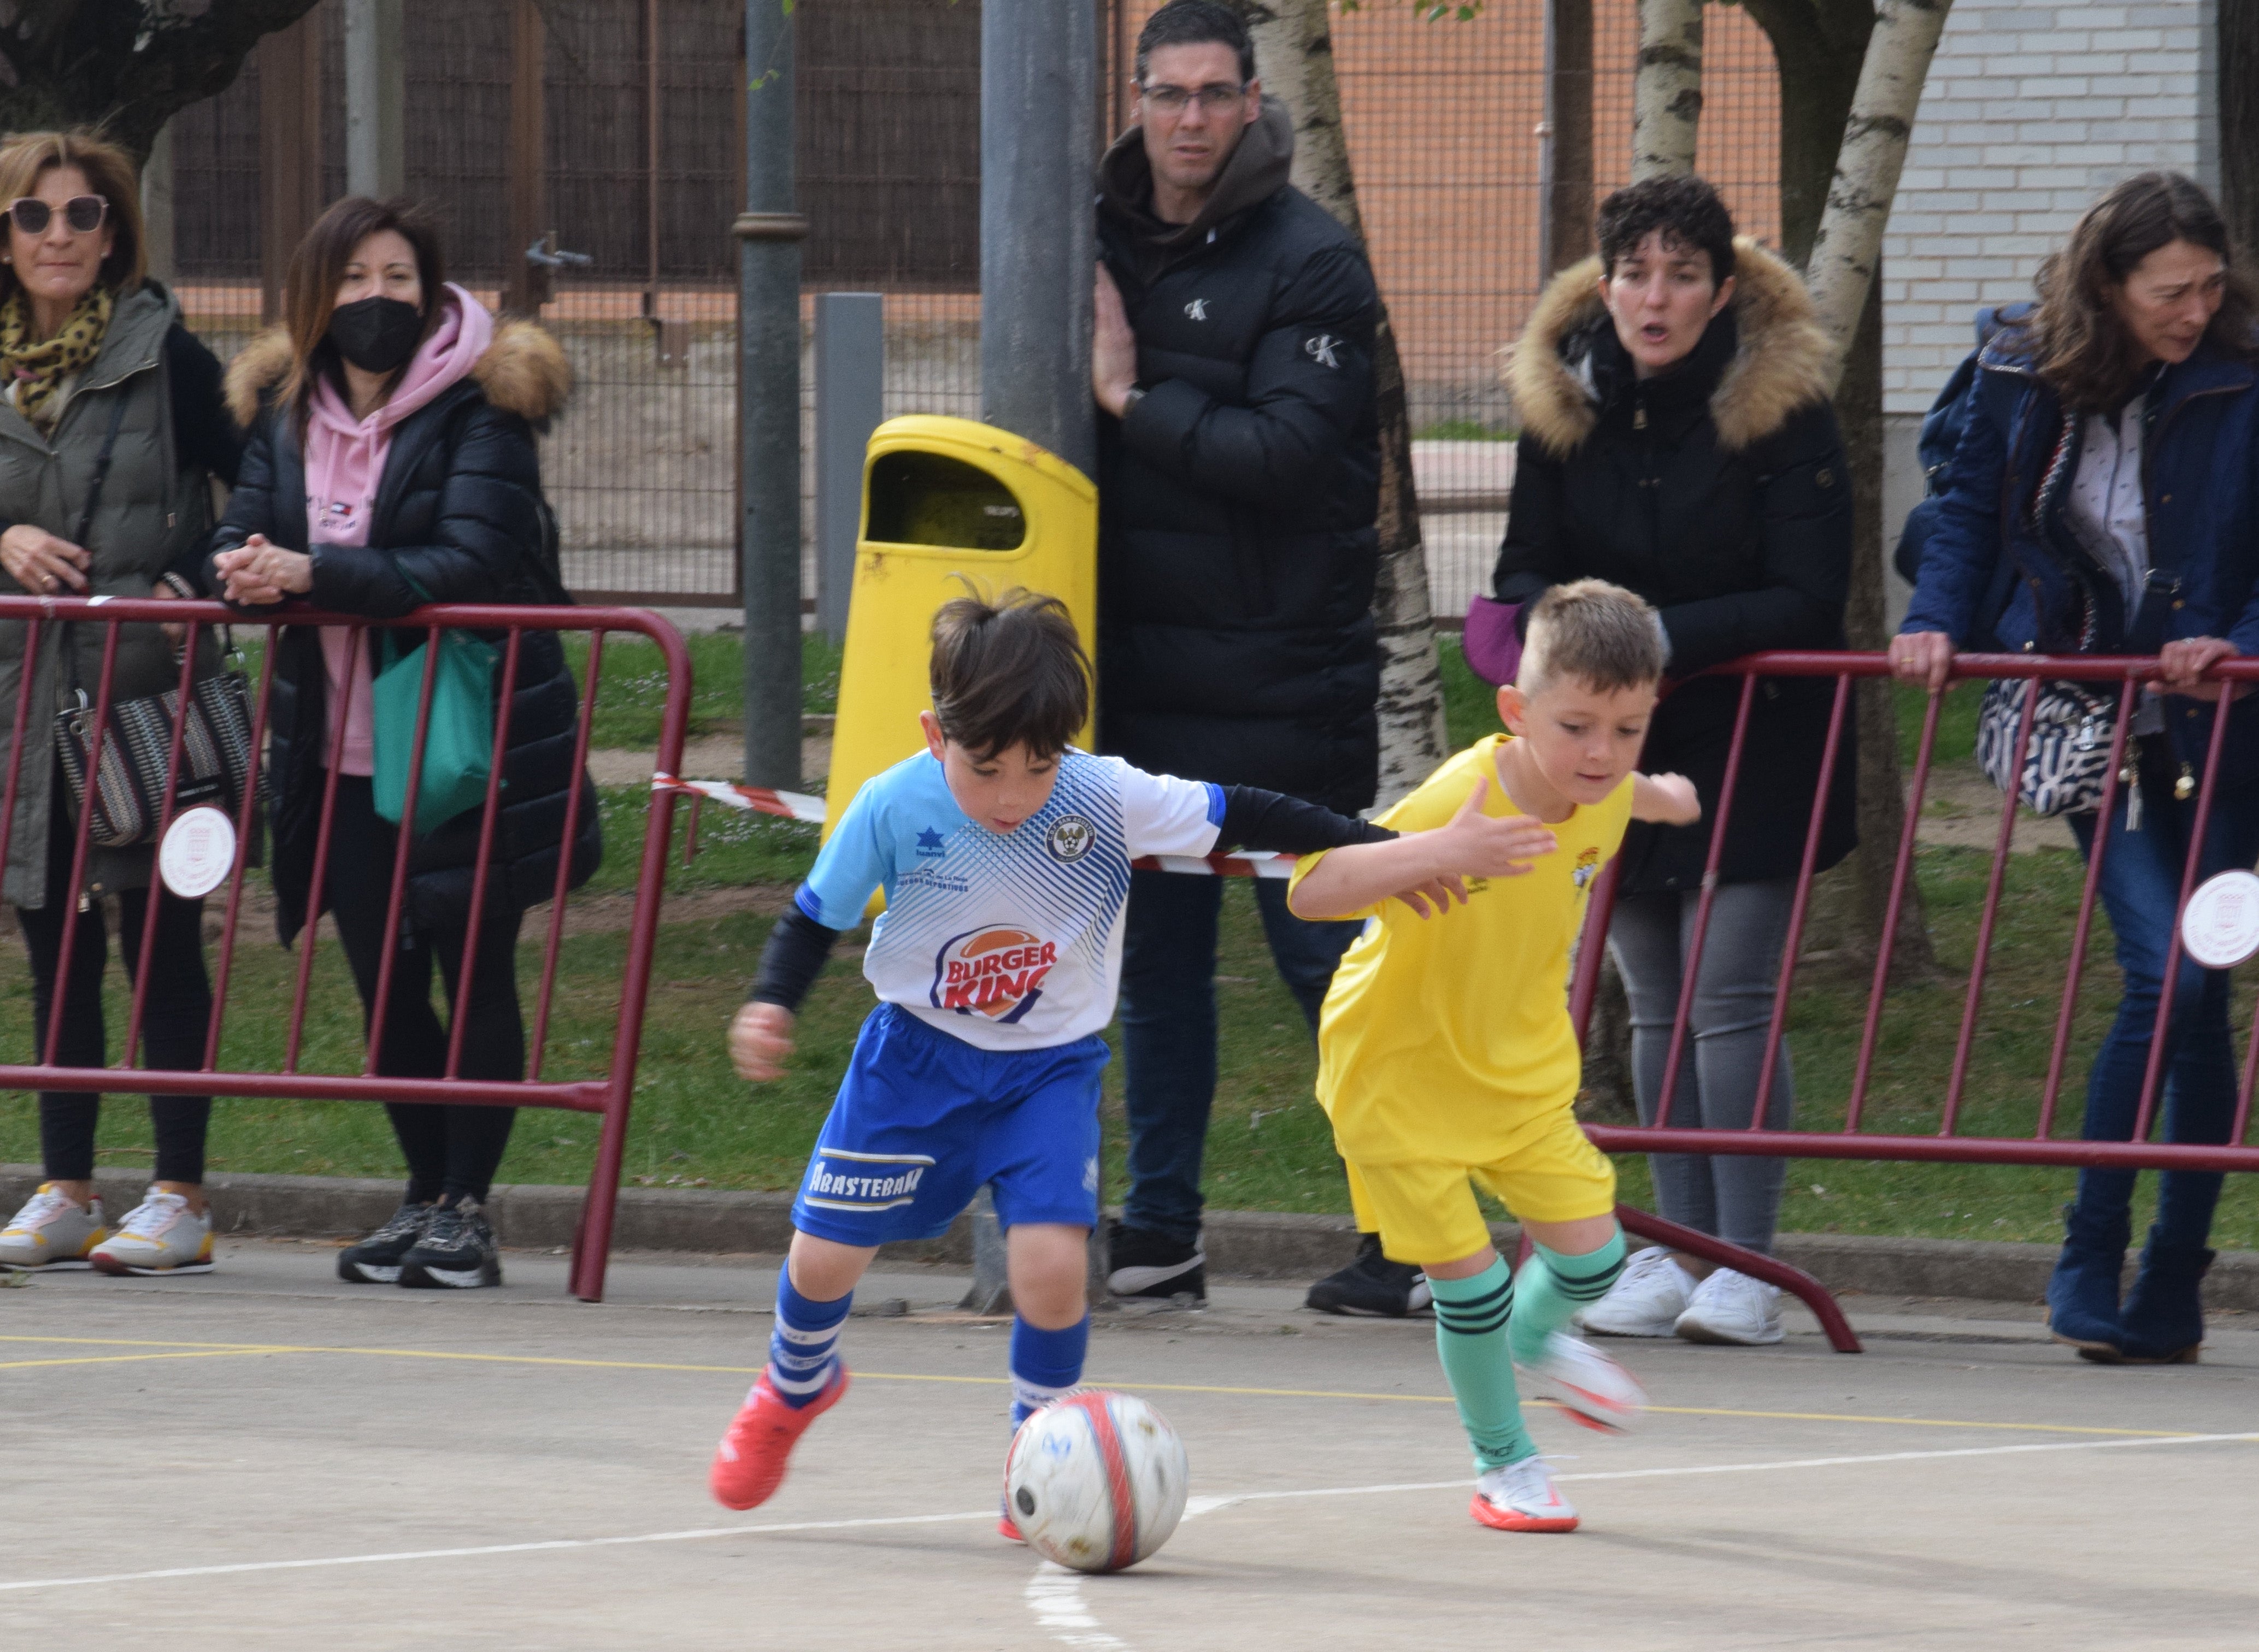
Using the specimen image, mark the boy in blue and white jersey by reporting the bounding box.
[707,588,1552,1523]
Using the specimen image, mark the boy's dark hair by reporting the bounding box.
[1519,579,1668,696]
[1596,174,1737,287]
[1136,1,1255,86]
[930,588,1091,761]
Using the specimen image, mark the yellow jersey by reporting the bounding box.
[1293,735,1632,1165]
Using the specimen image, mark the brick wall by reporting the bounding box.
[1880,1,2213,415]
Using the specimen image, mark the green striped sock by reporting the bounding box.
[1429,1259,1536,1471]
[1508,1229,1628,1367]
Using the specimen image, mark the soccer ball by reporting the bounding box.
[1003,1390,1188,1573]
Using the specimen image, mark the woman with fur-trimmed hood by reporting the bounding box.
[1485,176,1854,1347]
[208,197,596,1291]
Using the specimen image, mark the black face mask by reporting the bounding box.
[327,296,425,374]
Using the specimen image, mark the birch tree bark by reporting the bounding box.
[1228,0,1448,806]
[1804,0,1956,384]
[1632,0,1705,180]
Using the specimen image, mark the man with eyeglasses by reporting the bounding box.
[1095,2,1417,1318]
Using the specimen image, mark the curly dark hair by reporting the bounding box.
[1595,174,1737,287]
[2025,172,2259,412]
[1136,1,1254,86]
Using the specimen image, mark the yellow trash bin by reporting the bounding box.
[825,415,1098,845]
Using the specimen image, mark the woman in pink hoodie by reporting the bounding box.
[208,197,594,1290]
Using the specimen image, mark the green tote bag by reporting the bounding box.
[370,576,501,836]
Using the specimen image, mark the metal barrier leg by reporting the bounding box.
[570,1086,634,1303]
[1616,1203,1863,1353]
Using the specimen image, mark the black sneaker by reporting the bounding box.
[1105,1220,1206,1303]
[1305,1234,1432,1317]
[338,1202,436,1284]
[398,1198,503,1289]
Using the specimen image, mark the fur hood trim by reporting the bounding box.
[223,318,571,429]
[1506,237,1832,457]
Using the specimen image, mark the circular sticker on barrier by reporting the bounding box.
[158,806,237,900]
[2180,869,2259,970]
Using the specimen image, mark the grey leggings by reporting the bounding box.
[1606,880,1796,1255]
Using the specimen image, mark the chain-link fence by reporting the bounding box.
[165,0,1779,620]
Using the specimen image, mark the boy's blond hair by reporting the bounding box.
[1517,579,1667,695]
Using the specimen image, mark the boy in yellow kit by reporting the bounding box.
[1289,579,1699,1533]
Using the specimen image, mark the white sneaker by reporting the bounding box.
[1576,1246,1694,1337]
[0,1183,108,1270]
[1674,1267,1783,1345]
[1470,1456,1579,1532]
[1515,1331,1646,1435]
[89,1189,215,1276]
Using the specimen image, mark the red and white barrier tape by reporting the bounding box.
[650,775,1296,878]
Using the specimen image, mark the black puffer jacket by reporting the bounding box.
[208,315,598,943]
[1096,98,1381,815]
[1493,239,1856,894]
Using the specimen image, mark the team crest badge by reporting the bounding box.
[1046,815,1096,863]
[1572,846,1603,890]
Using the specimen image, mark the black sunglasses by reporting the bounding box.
[8,196,107,237]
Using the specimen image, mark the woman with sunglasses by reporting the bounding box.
[0,131,243,1277]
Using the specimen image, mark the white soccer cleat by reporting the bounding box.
[1674,1267,1784,1346]
[89,1189,215,1276]
[1516,1330,1646,1435]
[1470,1456,1579,1533]
[0,1183,107,1271]
[1576,1245,1694,1337]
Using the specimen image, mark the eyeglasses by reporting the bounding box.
[7,196,107,237]
[1140,81,1249,115]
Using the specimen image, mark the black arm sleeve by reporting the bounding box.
[167,324,242,487]
[1215,786,1396,854]
[748,907,844,1014]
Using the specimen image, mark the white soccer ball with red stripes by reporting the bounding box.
[1004,1390,1188,1573]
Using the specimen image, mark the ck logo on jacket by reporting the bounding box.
[1305,334,1340,369]
[1184,298,1208,321]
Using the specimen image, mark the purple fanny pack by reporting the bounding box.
[1460,595,1523,688]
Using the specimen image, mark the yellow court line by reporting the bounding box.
[1,1335,2204,1439]
[0,1335,280,1350]
[0,1348,301,1372]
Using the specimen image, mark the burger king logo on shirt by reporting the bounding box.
[931,925,1059,1022]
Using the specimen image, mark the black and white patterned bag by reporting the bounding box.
[1974,677,2118,817]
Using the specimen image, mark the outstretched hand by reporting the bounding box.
[729,1001,796,1083]
[1427,775,1556,881]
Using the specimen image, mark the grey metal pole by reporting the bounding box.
[140,121,175,285]
[962,1,1102,1317]
[737,1,808,788]
[814,293,884,648]
[344,0,407,200]
[979,0,1098,477]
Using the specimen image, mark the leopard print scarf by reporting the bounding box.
[0,284,113,434]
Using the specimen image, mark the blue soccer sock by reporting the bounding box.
[1010,1314,1089,1430]
[766,1264,852,1409]
[1508,1229,1629,1368]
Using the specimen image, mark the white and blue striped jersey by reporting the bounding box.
[796,748,1224,1051]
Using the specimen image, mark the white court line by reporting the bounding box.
[1026,1562,1133,1651]
[7,1430,2255,1597]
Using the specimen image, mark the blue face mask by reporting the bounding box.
[327,296,424,374]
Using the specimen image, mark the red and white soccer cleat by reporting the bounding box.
[1470,1457,1579,1533]
[709,1365,849,1511]
[1516,1330,1646,1435]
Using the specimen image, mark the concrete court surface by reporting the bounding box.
[4,1241,2257,1650]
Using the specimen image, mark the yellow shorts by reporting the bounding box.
[1344,1108,1616,1266]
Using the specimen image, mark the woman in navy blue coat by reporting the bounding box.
[1893,173,2259,1364]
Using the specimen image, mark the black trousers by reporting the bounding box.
[16,791,214,1185]
[321,775,523,1206]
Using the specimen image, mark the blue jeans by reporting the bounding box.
[1117,869,1362,1242]
[2064,769,2259,1249]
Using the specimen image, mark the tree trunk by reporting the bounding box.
[1744,0,1936,976]
[1632,0,1704,180]
[1235,0,1449,805]
[2222,0,2259,261]
[1805,0,1957,378]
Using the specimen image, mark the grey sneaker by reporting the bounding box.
[0,1184,108,1271]
[338,1202,437,1285]
[399,1199,503,1289]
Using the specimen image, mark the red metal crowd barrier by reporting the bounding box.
[1569,650,2259,1353]
[0,593,690,1303]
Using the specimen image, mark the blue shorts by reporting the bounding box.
[790,1003,1109,1247]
